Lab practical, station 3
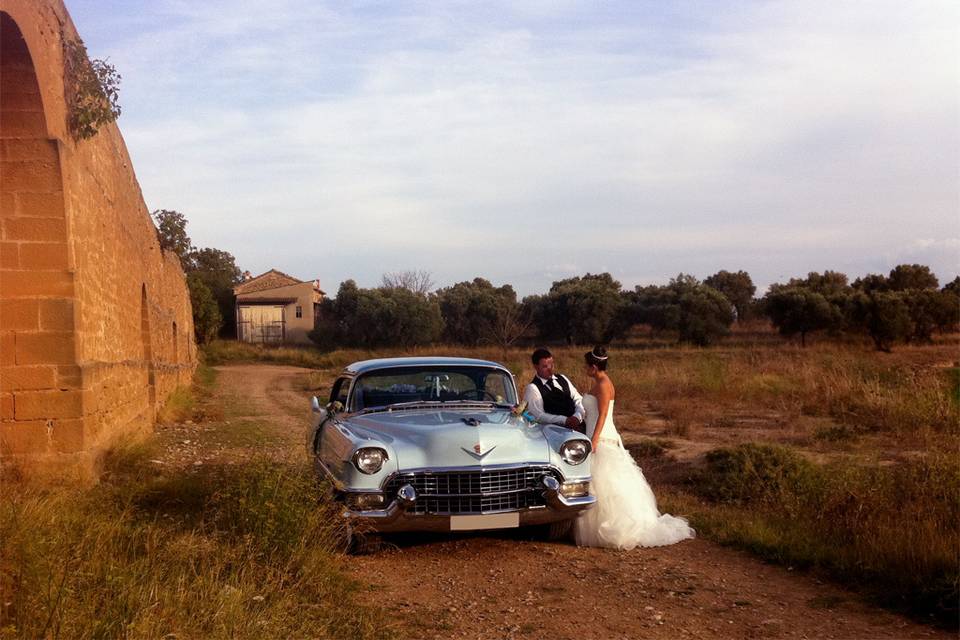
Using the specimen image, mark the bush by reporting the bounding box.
[696,443,818,510]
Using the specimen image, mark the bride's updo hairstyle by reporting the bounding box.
[584,345,609,371]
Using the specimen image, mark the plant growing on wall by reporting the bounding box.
[62,37,121,140]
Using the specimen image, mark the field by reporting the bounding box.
[206,337,960,627]
[2,337,957,637]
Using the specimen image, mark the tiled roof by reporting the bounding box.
[234,269,307,295]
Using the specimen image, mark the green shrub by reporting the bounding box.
[697,443,820,510]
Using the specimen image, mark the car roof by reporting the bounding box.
[344,356,510,376]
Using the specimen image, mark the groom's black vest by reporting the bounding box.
[531,375,576,418]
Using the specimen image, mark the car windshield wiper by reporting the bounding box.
[356,400,438,414]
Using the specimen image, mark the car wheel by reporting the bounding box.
[540,519,574,542]
[344,524,383,555]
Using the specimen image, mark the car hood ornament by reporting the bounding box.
[462,443,496,460]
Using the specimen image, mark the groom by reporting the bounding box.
[523,347,587,433]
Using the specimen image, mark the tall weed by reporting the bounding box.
[683,443,959,627]
[0,448,383,639]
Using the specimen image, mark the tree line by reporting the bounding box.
[153,210,958,352]
[312,266,959,353]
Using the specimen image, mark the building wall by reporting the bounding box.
[237,281,320,344]
[0,0,196,479]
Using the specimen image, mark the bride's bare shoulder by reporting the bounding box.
[596,377,615,400]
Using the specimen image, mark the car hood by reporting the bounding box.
[344,408,550,469]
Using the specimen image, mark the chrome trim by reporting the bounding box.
[343,483,416,523]
[541,475,595,510]
[379,462,585,488]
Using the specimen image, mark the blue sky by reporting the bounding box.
[68,0,958,295]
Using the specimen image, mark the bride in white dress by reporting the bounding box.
[575,346,695,550]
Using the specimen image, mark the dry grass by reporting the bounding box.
[208,340,959,437]
[0,445,389,639]
[662,444,959,627]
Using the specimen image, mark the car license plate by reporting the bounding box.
[450,513,520,531]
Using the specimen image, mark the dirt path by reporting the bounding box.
[195,364,949,640]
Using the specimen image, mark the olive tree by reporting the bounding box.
[530,273,629,344]
[704,270,756,321]
[762,286,845,347]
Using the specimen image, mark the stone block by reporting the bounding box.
[0,192,14,216]
[15,332,75,365]
[0,91,44,111]
[0,242,18,269]
[0,298,38,330]
[0,365,55,391]
[2,217,66,242]
[55,364,83,388]
[0,160,61,192]
[0,270,74,297]
[0,420,50,455]
[51,418,84,453]
[39,298,74,331]
[17,192,64,218]
[14,389,83,419]
[0,70,40,94]
[0,111,46,137]
[0,332,12,367]
[20,242,68,270]
[0,140,57,163]
[0,393,12,420]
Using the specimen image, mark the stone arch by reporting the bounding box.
[0,12,48,138]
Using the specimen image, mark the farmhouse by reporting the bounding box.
[234,270,324,344]
[0,0,196,478]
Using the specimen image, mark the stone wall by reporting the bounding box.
[0,0,196,479]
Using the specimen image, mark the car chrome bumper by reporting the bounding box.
[342,476,596,533]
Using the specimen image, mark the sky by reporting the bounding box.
[67,0,958,296]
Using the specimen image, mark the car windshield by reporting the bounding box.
[352,366,517,411]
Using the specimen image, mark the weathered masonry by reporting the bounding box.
[0,0,196,478]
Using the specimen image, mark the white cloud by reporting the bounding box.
[68,0,959,295]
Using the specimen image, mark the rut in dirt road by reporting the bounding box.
[215,364,950,640]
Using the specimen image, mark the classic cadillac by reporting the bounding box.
[308,357,595,551]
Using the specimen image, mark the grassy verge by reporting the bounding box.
[0,361,390,640]
[657,443,959,628]
[0,444,389,639]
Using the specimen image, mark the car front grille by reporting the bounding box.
[383,466,560,515]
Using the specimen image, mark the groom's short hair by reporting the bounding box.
[531,347,552,365]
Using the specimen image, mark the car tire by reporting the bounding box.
[344,525,383,555]
[540,518,574,542]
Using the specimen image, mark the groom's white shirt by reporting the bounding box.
[523,374,586,426]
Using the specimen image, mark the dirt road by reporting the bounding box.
[182,364,948,640]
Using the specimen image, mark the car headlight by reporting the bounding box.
[352,447,388,474]
[560,440,591,465]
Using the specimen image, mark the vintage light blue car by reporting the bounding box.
[308,357,595,551]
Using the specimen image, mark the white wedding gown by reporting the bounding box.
[575,394,695,550]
